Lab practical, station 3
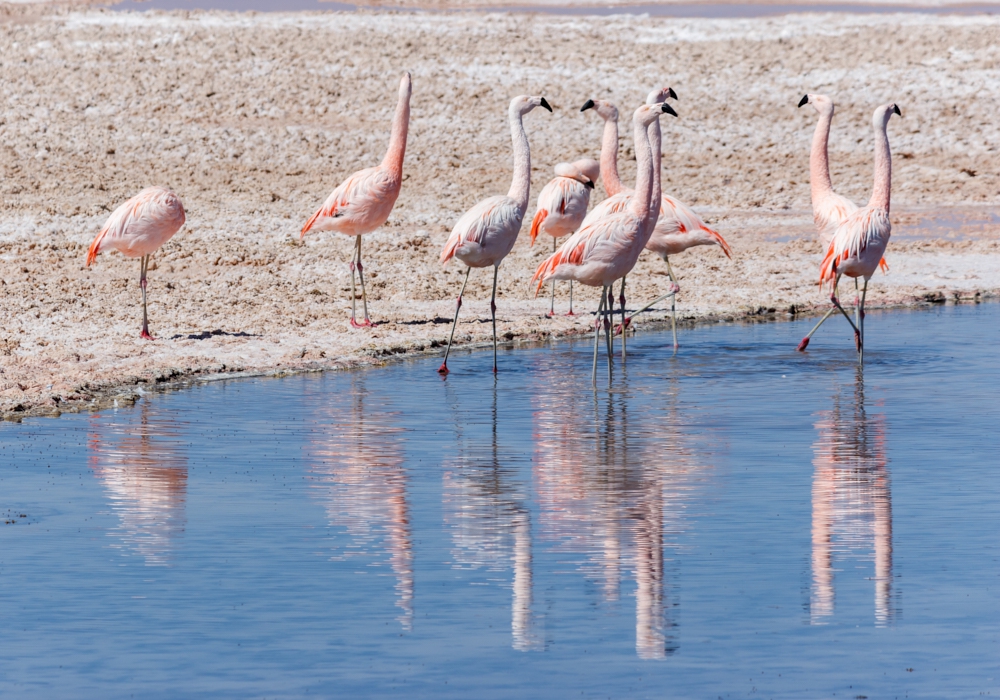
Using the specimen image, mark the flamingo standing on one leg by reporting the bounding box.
[438,95,552,375]
[819,103,901,366]
[301,72,412,328]
[86,186,186,340]
[796,93,888,351]
[532,102,671,383]
[529,158,600,317]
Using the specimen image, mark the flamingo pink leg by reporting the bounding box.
[566,281,575,316]
[139,254,155,341]
[619,276,627,361]
[491,265,499,374]
[438,266,471,375]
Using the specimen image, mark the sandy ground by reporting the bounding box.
[0,7,998,418]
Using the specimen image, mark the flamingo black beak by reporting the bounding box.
[539,97,552,112]
[668,87,678,100]
[580,99,595,112]
[893,104,902,116]
[584,179,595,189]
[798,94,809,108]
[661,102,678,117]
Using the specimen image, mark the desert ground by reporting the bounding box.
[0,5,998,418]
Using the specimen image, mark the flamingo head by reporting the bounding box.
[554,158,600,189]
[634,102,677,127]
[646,86,678,105]
[874,102,902,128]
[580,98,618,123]
[511,95,552,116]
[798,93,834,116]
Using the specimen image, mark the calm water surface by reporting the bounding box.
[1,303,998,698]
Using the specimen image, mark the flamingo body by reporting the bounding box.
[301,165,401,238]
[529,161,598,244]
[86,186,185,265]
[533,211,645,289]
[820,207,891,285]
[441,195,524,269]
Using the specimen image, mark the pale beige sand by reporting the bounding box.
[0,7,998,418]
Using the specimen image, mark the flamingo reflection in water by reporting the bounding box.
[811,372,894,625]
[88,403,188,566]
[304,377,414,630]
[442,380,540,651]
[531,368,710,658]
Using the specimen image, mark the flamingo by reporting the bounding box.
[796,93,888,351]
[582,90,730,349]
[529,158,600,316]
[819,102,901,365]
[532,102,672,383]
[301,72,412,328]
[86,186,186,340]
[437,95,552,375]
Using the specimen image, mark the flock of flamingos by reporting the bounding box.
[85,72,901,380]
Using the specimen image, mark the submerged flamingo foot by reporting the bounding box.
[614,317,633,336]
[797,337,810,352]
[437,363,449,375]
[140,329,156,341]
[855,330,862,352]
[492,366,498,374]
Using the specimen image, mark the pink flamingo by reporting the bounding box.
[529,158,600,316]
[796,93,888,351]
[532,102,672,383]
[583,90,730,349]
[301,72,412,328]
[819,103,901,365]
[437,95,552,375]
[86,186,186,340]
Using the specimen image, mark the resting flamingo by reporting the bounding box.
[532,102,672,383]
[301,72,411,328]
[582,91,730,349]
[437,95,552,375]
[529,158,600,316]
[819,103,901,365]
[86,186,186,340]
[796,93,888,351]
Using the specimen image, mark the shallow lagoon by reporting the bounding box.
[1,303,998,698]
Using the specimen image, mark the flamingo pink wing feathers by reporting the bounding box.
[819,207,891,288]
[87,186,185,265]
[441,196,522,266]
[301,166,399,238]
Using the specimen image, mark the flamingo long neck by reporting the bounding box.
[506,106,531,212]
[868,119,892,212]
[809,108,835,203]
[647,116,662,230]
[601,115,623,196]
[628,117,653,223]
[380,80,411,176]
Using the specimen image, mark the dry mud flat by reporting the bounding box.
[0,8,999,418]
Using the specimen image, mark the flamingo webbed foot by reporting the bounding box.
[140,330,156,341]
[797,337,810,352]
[437,363,449,375]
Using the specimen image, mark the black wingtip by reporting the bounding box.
[668,87,678,100]
[539,97,552,113]
[661,102,678,117]
[797,94,809,108]
[893,104,902,117]
[580,99,595,112]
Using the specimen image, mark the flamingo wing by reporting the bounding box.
[660,195,732,258]
[87,187,185,265]
[531,212,638,292]
[440,196,521,265]
[301,166,396,236]
[581,191,631,228]
[820,207,891,287]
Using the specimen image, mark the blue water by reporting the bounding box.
[1,303,998,698]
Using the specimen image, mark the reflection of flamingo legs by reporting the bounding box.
[512,511,536,651]
[592,288,607,384]
[618,276,627,361]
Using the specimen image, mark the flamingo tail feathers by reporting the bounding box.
[705,225,732,259]
[530,209,548,246]
[531,238,585,296]
[86,227,108,266]
[879,257,889,274]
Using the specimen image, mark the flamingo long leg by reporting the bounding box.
[858,278,868,365]
[348,236,359,326]
[619,275,627,362]
[665,255,679,349]
[592,288,606,384]
[567,281,574,316]
[491,265,499,374]
[829,273,862,349]
[604,286,613,382]
[548,238,556,318]
[438,266,471,375]
[139,254,154,340]
[353,235,373,328]
[797,307,837,351]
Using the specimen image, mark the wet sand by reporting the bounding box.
[0,7,998,418]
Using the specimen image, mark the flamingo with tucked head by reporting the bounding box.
[532,102,672,383]
[437,95,552,375]
[530,158,600,316]
[819,102,901,365]
[86,186,186,340]
[301,72,411,328]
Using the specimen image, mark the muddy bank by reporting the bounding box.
[1,8,998,419]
